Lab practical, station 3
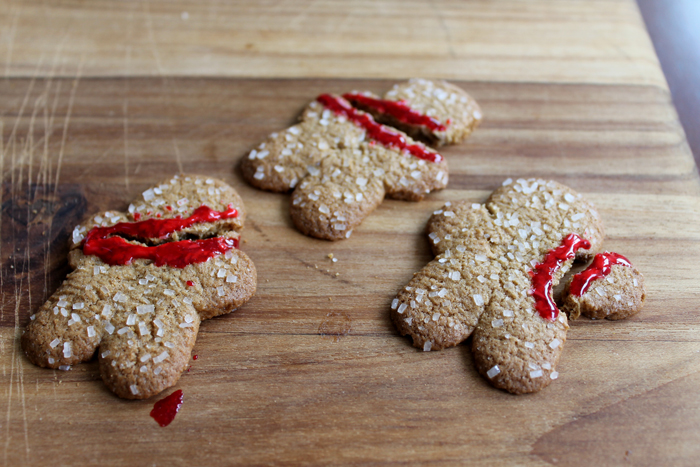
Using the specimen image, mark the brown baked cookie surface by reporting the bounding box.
[241,94,449,240]
[391,178,605,394]
[22,175,257,399]
[345,79,483,146]
[562,252,646,320]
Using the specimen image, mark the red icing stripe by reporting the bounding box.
[150,390,183,427]
[342,93,448,132]
[83,205,239,268]
[529,233,591,321]
[316,94,443,163]
[569,252,631,297]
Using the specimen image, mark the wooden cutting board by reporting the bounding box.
[2,1,699,466]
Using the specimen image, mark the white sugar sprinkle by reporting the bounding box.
[391,299,399,310]
[473,294,484,306]
[423,341,432,352]
[397,303,408,314]
[137,304,154,315]
[87,326,96,338]
[487,365,500,378]
[164,289,175,296]
[130,385,139,395]
[104,322,115,334]
[126,314,136,326]
[49,338,61,348]
[153,351,169,364]
[549,338,561,349]
[63,342,72,359]
[530,370,543,378]
[524,342,535,349]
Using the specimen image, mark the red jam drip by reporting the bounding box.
[570,252,631,296]
[529,233,591,321]
[186,280,194,287]
[316,94,443,163]
[150,390,183,427]
[342,93,448,132]
[192,355,198,360]
[82,205,239,268]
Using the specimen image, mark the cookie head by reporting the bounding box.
[391,178,605,393]
[345,78,483,146]
[562,252,646,320]
[22,175,257,399]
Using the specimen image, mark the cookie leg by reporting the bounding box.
[471,287,569,394]
[289,162,385,241]
[98,310,200,399]
[21,265,136,368]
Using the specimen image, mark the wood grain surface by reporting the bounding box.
[2,1,699,466]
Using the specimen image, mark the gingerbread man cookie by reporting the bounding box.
[22,175,257,399]
[241,80,482,241]
[391,178,606,393]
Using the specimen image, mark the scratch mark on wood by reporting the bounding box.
[172,139,184,174]
[143,0,166,81]
[52,56,83,197]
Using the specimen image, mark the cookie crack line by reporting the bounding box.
[391,178,645,394]
[83,204,240,268]
[242,79,483,241]
[22,174,257,399]
[317,93,443,163]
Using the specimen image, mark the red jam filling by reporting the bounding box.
[82,205,239,268]
[342,93,448,132]
[569,252,631,296]
[529,233,591,321]
[150,389,183,427]
[316,94,443,163]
